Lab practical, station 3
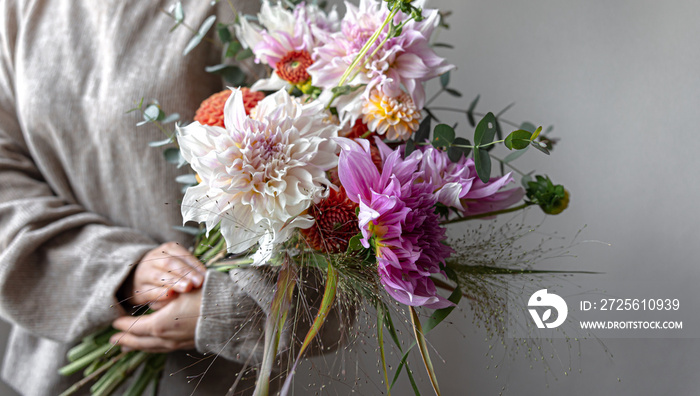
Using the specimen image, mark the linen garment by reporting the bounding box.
[0,1,286,394]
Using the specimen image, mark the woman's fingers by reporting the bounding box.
[160,242,205,286]
[111,289,202,353]
[109,332,194,354]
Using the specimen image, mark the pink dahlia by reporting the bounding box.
[309,0,454,123]
[337,137,453,309]
[460,160,526,216]
[236,0,339,90]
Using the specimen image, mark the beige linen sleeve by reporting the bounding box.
[0,3,158,343]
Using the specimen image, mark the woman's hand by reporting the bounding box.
[110,287,202,353]
[120,242,206,310]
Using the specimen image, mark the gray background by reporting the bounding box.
[2,0,699,395]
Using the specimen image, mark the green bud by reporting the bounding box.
[525,175,570,215]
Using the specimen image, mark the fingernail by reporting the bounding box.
[110,336,119,345]
[174,282,187,292]
[192,274,204,287]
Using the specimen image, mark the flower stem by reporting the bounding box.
[338,4,399,87]
[58,351,130,396]
[441,202,534,225]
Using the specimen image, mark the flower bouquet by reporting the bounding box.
[59,0,572,395]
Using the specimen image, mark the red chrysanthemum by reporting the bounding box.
[194,88,264,127]
[276,50,313,84]
[301,187,359,253]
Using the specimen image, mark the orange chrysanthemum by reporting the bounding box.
[276,50,313,84]
[194,88,264,127]
[301,187,359,253]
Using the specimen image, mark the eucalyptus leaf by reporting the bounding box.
[172,225,202,236]
[143,104,163,123]
[530,140,551,155]
[183,35,204,56]
[504,130,532,150]
[175,174,198,185]
[440,71,450,88]
[225,41,242,58]
[235,48,254,61]
[148,137,174,147]
[161,113,180,124]
[204,64,229,73]
[473,148,491,183]
[473,112,497,146]
[217,23,232,43]
[183,15,216,55]
[445,88,462,97]
[414,117,431,143]
[448,137,471,162]
[222,66,246,86]
[173,2,185,21]
[503,145,529,163]
[467,94,480,113]
[432,124,455,148]
[530,126,543,141]
[163,147,182,164]
[404,138,416,157]
[520,121,537,133]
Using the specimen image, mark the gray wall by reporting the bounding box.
[3,1,699,395]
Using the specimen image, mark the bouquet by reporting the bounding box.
[59,1,572,395]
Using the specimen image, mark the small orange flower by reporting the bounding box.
[301,187,359,253]
[276,50,313,84]
[194,88,264,127]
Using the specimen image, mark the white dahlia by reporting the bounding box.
[177,88,339,263]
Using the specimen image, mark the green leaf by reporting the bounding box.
[225,41,242,58]
[142,104,163,123]
[530,126,543,141]
[175,174,198,185]
[473,148,491,183]
[473,112,497,146]
[440,71,450,88]
[169,2,185,32]
[432,124,455,148]
[404,138,416,157]
[173,2,185,21]
[504,129,533,150]
[520,121,537,133]
[163,147,182,164]
[148,137,174,147]
[217,23,232,43]
[183,15,216,55]
[503,145,529,163]
[466,94,480,126]
[205,65,246,86]
[410,307,442,396]
[235,47,254,61]
[414,117,431,143]
[347,234,363,252]
[530,139,551,155]
[172,225,203,236]
[161,113,180,124]
[445,88,462,97]
[447,137,471,162]
[204,64,229,73]
[432,42,454,49]
[425,287,462,332]
[280,265,338,395]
